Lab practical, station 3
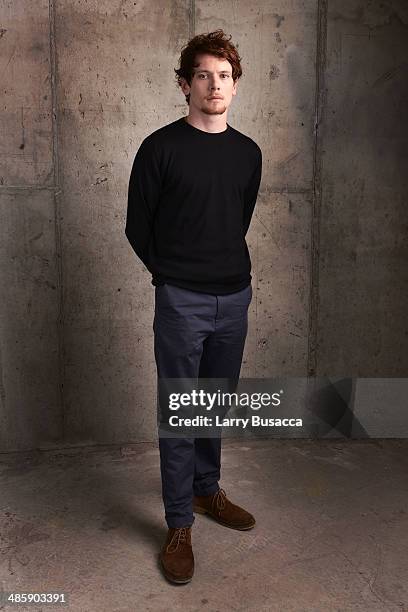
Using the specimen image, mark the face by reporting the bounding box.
[180,53,237,116]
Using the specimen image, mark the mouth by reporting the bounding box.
[208,97,223,100]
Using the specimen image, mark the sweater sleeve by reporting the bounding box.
[243,147,262,236]
[125,137,162,271]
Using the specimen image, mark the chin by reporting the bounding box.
[202,106,227,115]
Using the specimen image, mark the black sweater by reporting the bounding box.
[125,116,262,295]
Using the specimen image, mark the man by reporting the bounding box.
[125,29,262,584]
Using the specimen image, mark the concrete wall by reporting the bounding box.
[0,0,62,451]
[315,0,408,376]
[0,0,407,452]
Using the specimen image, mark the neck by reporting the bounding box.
[184,113,228,134]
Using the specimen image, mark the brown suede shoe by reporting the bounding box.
[159,526,194,584]
[193,488,256,530]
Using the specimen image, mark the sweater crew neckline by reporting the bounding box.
[180,116,230,136]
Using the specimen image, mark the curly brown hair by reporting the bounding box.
[174,29,243,104]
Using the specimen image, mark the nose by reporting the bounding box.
[209,75,222,91]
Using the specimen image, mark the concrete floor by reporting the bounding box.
[0,438,407,612]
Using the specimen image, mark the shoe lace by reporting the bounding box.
[166,527,188,553]
[212,488,227,514]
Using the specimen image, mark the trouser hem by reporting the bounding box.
[193,483,220,497]
[166,514,195,529]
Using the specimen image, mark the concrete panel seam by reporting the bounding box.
[189,0,195,39]
[0,186,60,192]
[48,0,65,437]
[261,187,313,195]
[307,0,328,377]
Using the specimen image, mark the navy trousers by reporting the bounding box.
[153,282,252,528]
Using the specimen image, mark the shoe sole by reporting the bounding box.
[193,506,256,530]
[159,556,194,584]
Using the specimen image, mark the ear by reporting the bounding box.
[179,77,191,97]
[232,79,238,96]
